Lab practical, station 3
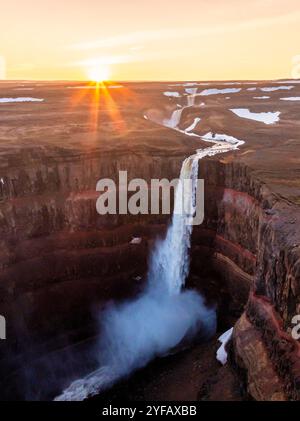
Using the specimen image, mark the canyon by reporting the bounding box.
[0,80,299,400]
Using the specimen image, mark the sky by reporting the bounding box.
[1,0,300,81]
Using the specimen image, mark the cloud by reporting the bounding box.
[70,55,133,66]
[68,50,165,69]
[69,10,300,52]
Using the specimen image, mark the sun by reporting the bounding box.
[87,65,110,83]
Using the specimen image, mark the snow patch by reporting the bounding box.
[130,237,142,245]
[0,97,44,103]
[199,88,241,96]
[168,82,203,87]
[253,96,270,99]
[164,91,181,98]
[230,108,280,125]
[280,97,300,101]
[260,86,294,92]
[216,327,233,365]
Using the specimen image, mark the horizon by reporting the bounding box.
[1,77,299,83]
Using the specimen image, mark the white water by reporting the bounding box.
[201,132,244,145]
[56,88,243,401]
[163,108,184,128]
[148,155,200,295]
[163,91,198,129]
[56,150,217,401]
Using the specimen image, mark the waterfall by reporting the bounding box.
[186,88,197,106]
[147,155,200,295]
[55,151,216,401]
[163,88,197,129]
[163,108,184,128]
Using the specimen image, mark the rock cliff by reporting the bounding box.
[0,80,299,400]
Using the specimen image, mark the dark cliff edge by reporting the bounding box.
[194,156,300,401]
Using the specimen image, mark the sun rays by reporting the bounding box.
[67,78,132,140]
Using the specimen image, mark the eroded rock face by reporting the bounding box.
[0,148,262,400]
[232,313,286,401]
[201,159,300,400]
[1,148,298,401]
[194,156,300,401]
[190,160,259,323]
[245,293,300,400]
[0,80,299,400]
[0,150,186,399]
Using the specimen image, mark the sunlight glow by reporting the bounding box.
[87,65,110,82]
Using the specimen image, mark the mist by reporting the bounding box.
[100,288,215,375]
[56,287,216,400]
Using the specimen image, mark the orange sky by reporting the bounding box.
[1,0,300,81]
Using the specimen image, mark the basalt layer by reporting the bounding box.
[0,150,187,399]
[194,155,300,400]
[0,80,299,400]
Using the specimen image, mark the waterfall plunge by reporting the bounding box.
[55,154,216,401]
[147,155,200,294]
[163,88,197,130]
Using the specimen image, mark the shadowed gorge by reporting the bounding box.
[0,80,299,400]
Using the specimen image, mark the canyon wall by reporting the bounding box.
[192,156,300,401]
[0,146,299,400]
[0,149,184,399]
